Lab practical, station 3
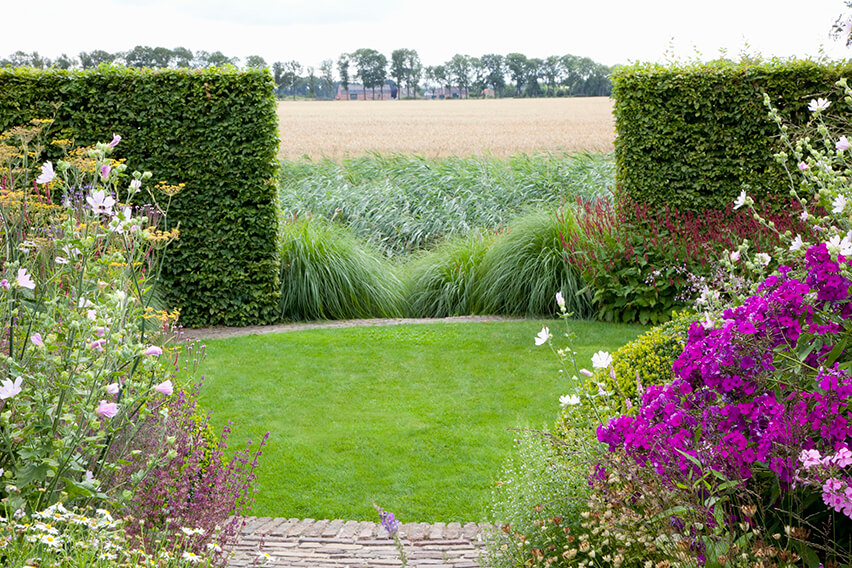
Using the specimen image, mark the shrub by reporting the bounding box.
[123,386,267,562]
[477,208,593,318]
[277,216,404,320]
[564,196,813,324]
[402,230,495,317]
[0,66,280,327]
[612,58,852,211]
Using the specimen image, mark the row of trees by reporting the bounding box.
[1,47,612,99]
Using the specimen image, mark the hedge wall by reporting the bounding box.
[612,59,852,211]
[0,66,280,327]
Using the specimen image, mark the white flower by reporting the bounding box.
[534,326,551,346]
[755,253,771,267]
[838,136,850,152]
[16,268,35,290]
[591,350,613,369]
[207,542,223,553]
[36,161,54,184]
[559,394,581,407]
[798,161,810,171]
[86,190,115,215]
[55,256,68,265]
[182,551,202,564]
[729,250,740,262]
[833,194,848,214]
[790,234,804,251]
[808,97,831,112]
[0,377,23,400]
[129,179,142,191]
[733,190,747,210]
[800,209,809,222]
[555,291,565,312]
[826,234,852,257]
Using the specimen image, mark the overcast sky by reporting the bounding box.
[2,0,850,70]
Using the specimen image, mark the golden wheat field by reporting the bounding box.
[276,97,615,160]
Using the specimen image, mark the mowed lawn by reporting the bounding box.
[196,319,645,522]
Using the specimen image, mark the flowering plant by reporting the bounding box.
[591,89,852,566]
[0,119,182,514]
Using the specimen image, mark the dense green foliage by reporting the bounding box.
[279,152,614,255]
[612,58,852,211]
[0,66,280,327]
[196,320,646,520]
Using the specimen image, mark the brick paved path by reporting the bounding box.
[228,517,495,568]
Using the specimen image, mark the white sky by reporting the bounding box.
[1,0,850,71]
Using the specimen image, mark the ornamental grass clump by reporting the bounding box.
[477,207,594,318]
[491,86,852,568]
[277,215,404,320]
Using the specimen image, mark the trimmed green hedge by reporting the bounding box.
[612,58,852,211]
[0,66,280,326]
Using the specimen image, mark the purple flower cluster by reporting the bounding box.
[597,242,852,495]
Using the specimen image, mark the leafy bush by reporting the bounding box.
[0,66,280,327]
[277,216,404,320]
[279,152,614,256]
[477,208,594,318]
[612,58,852,211]
[402,230,495,317]
[564,196,813,324]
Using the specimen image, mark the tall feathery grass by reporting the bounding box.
[402,230,497,318]
[278,216,404,321]
[279,152,614,256]
[477,208,594,318]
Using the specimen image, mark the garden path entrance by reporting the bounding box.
[227,517,494,567]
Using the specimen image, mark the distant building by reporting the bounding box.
[335,83,394,100]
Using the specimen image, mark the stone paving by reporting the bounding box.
[228,517,495,568]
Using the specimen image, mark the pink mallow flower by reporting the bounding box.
[144,345,163,356]
[88,339,107,351]
[105,383,120,395]
[36,161,55,184]
[100,164,111,180]
[108,133,121,148]
[30,333,43,347]
[0,279,8,290]
[154,380,173,396]
[16,268,35,290]
[0,377,22,400]
[96,400,118,418]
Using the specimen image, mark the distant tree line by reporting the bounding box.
[1,47,613,99]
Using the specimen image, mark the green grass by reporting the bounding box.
[279,152,614,256]
[196,319,645,522]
